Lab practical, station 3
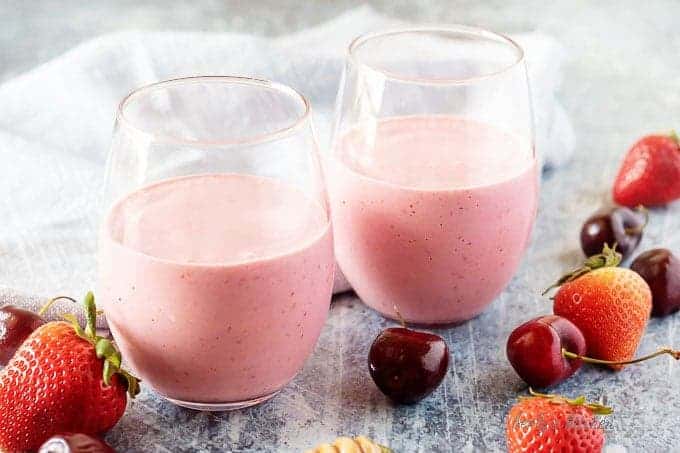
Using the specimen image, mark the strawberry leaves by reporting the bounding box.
[84,292,98,338]
[525,387,613,415]
[543,244,622,296]
[63,292,140,398]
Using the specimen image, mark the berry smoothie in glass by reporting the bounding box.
[329,27,538,324]
[98,77,334,410]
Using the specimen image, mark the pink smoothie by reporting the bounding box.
[328,115,537,324]
[98,174,334,405]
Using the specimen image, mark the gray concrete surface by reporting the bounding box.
[2,1,680,452]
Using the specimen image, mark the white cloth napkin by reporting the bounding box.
[0,6,573,322]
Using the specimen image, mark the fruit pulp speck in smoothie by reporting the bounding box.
[328,115,538,324]
[98,173,334,404]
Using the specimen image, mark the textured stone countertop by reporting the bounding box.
[2,1,680,452]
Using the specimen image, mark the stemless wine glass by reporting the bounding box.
[328,27,538,325]
[98,76,334,411]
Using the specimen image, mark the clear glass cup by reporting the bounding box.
[98,76,334,411]
[328,27,538,325]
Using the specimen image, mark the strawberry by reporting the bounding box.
[0,292,138,452]
[546,245,652,368]
[613,132,680,207]
[506,390,610,453]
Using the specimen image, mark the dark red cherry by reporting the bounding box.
[580,206,646,259]
[39,433,116,453]
[631,248,680,317]
[0,305,45,366]
[368,327,449,404]
[506,315,587,388]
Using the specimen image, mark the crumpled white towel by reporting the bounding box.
[0,6,573,323]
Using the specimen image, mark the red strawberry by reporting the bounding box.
[0,292,139,452]
[613,132,680,207]
[506,390,610,453]
[547,245,652,368]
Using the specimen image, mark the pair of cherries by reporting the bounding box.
[581,206,680,316]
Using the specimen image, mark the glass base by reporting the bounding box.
[365,302,487,327]
[164,390,280,411]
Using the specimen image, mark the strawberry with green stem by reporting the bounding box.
[506,388,611,453]
[545,244,652,368]
[0,292,139,452]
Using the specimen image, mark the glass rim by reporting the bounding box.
[116,76,312,146]
[347,25,525,85]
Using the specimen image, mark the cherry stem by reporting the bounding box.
[623,205,649,235]
[393,305,407,328]
[562,347,680,366]
[38,295,77,317]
